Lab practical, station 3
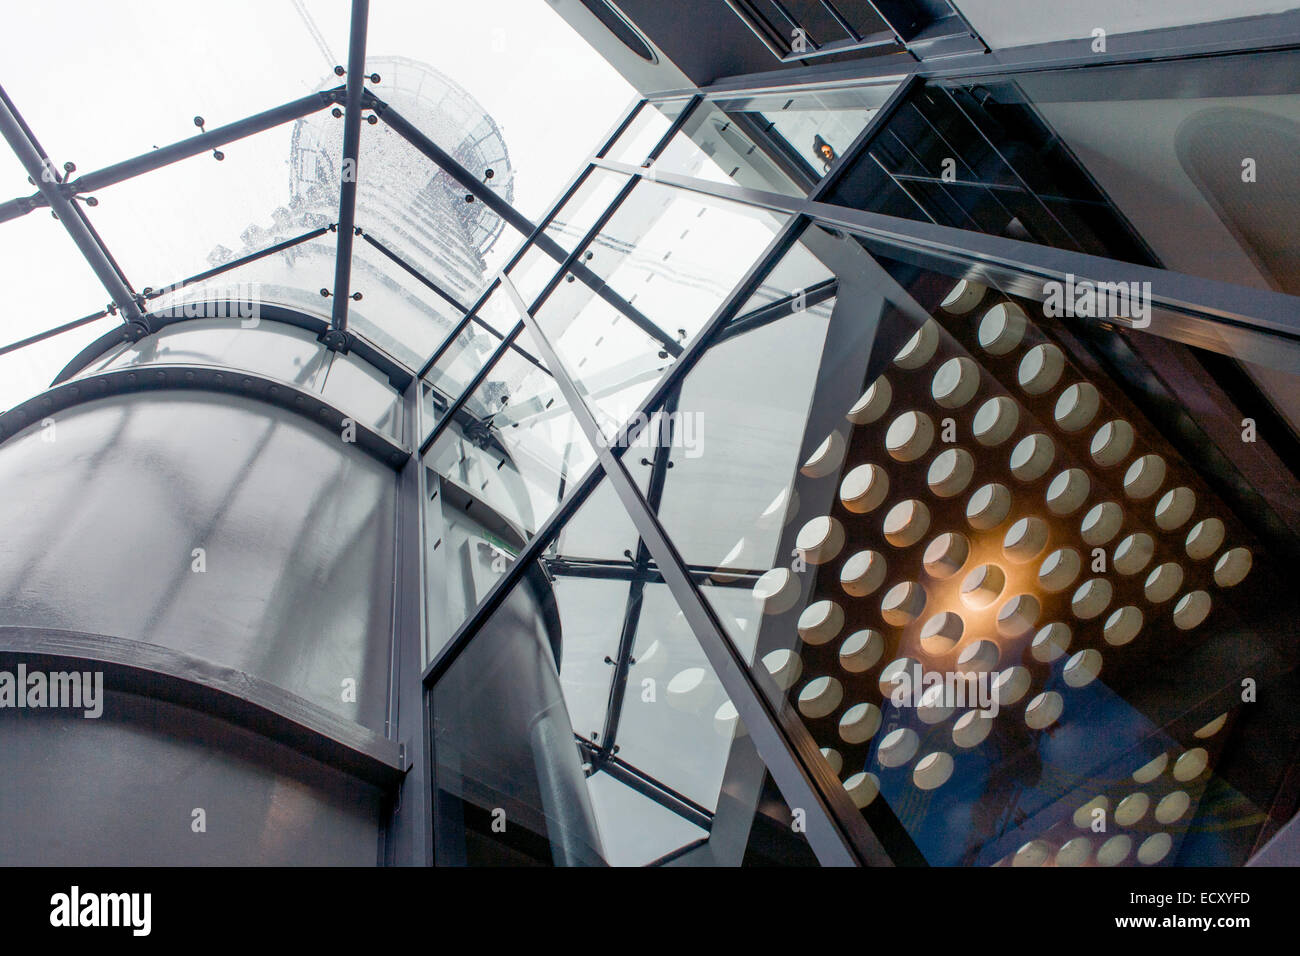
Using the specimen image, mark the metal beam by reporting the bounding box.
[499,268,879,867]
[0,84,146,327]
[370,94,682,358]
[328,0,370,337]
[0,90,339,225]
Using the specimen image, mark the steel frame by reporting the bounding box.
[5,3,1300,867]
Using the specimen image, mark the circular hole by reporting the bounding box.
[1138,833,1173,865]
[885,410,935,462]
[795,515,844,564]
[841,550,888,598]
[1056,837,1092,867]
[972,396,1019,446]
[753,568,799,614]
[922,532,970,579]
[1030,622,1072,663]
[940,279,985,315]
[1054,382,1101,432]
[1063,648,1103,687]
[1009,433,1055,481]
[894,320,940,369]
[927,447,975,497]
[1185,517,1225,560]
[1124,454,1167,500]
[1071,578,1113,620]
[1038,548,1081,592]
[877,727,920,768]
[839,703,883,744]
[883,499,931,547]
[1154,486,1195,531]
[920,611,964,655]
[1173,590,1212,630]
[797,676,844,719]
[1132,753,1167,784]
[1003,516,1049,562]
[1103,605,1143,646]
[1025,690,1064,729]
[1155,790,1191,824]
[1144,562,1183,604]
[1173,747,1209,781]
[1046,468,1090,515]
[1012,840,1051,867]
[1214,547,1252,587]
[1113,533,1155,575]
[996,594,1040,637]
[881,581,927,626]
[967,482,1012,530]
[797,600,844,646]
[977,302,1027,355]
[1017,343,1064,395]
[762,649,802,690]
[956,639,1000,674]
[843,772,881,808]
[1090,419,1134,467]
[960,563,1006,609]
[913,752,954,790]
[992,665,1032,704]
[932,357,981,409]
[1080,501,1123,546]
[800,431,845,478]
[847,376,892,425]
[838,629,885,673]
[952,710,994,748]
[840,463,890,514]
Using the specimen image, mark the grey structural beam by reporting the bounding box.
[0,89,342,225]
[0,627,404,788]
[327,0,371,340]
[499,266,881,867]
[0,84,146,328]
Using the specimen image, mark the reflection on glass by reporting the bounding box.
[642,222,1287,865]
[532,179,786,429]
[423,323,594,545]
[602,99,691,165]
[431,491,819,865]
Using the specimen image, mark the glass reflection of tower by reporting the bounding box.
[209,55,514,367]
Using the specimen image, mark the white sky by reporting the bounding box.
[0,0,636,410]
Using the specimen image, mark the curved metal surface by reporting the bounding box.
[0,689,384,865]
[0,390,397,733]
[0,362,408,469]
[0,626,403,787]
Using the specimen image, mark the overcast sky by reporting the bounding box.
[0,0,636,410]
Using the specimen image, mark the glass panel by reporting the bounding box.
[505,168,632,307]
[642,220,1291,864]
[421,288,523,440]
[0,0,350,174]
[532,180,786,428]
[324,3,637,222]
[423,322,595,543]
[651,101,807,197]
[355,116,517,315]
[602,99,691,165]
[430,512,818,866]
[0,316,122,414]
[0,212,117,411]
[87,121,306,289]
[83,318,328,390]
[709,83,897,186]
[147,234,338,328]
